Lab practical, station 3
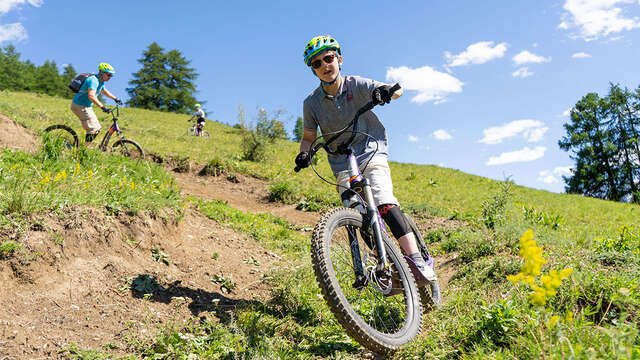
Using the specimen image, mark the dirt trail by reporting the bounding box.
[170,164,461,290]
[0,112,462,358]
[0,207,280,359]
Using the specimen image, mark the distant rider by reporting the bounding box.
[188,103,206,136]
[70,62,122,144]
[295,35,437,284]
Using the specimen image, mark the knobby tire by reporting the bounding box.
[112,139,145,159]
[311,208,422,355]
[43,124,79,150]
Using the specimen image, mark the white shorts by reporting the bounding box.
[70,102,101,134]
[335,156,399,206]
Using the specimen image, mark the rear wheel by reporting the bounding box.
[200,130,210,138]
[112,139,144,160]
[312,208,422,355]
[403,213,442,308]
[43,124,79,150]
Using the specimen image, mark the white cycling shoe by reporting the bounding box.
[404,255,437,283]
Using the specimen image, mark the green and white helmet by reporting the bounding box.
[303,35,341,66]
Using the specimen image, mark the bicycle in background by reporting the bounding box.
[43,105,144,159]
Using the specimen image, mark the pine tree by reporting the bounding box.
[61,64,78,98]
[127,42,200,113]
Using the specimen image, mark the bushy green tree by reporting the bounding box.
[0,45,75,98]
[127,42,200,114]
[559,83,640,203]
[255,108,287,142]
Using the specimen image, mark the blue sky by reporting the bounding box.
[2,0,640,193]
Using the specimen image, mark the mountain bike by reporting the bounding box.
[186,120,210,138]
[43,105,145,159]
[294,84,441,354]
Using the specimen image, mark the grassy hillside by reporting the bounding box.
[1,90,639,359]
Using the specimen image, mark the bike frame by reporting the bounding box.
[98,105,125,152]
[342,147,391,289]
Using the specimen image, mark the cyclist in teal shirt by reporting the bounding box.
[70,62,122,143]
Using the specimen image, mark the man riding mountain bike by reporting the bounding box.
[295,35,437,284]
[188,103,206,136]
[70,62,123,144]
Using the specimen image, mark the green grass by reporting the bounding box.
[2,90,640,358]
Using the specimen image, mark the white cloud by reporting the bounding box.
[513,50,552,64]
[0,0,42,14]
[479,119,549,144]
[408,135,419,143]
[433,129,453,140]
[558,0,640,41]
[553,166,573,176]
[0,23,27,43]
[0,0,43,44]
[512,67,533,78]
[538,170,559,184]
[572,52,592,58]
[537,166,573,184]
[444,41,508,67]
[562,107,573,117]
[386,66,464,104]
[486,146,546,166]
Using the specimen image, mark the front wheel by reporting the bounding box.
[111,139,145,160]
[43,124,79,150]
[403,213,442,308]
[312,208,422,355]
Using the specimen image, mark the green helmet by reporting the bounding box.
[98,62,115,74]
[194,103,201,108]
[303,35,341,66]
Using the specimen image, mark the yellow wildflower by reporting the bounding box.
[546,315,560,328]
[54,170,67,182]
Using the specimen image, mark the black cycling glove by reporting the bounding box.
[115,98,123,105]
[372,84,394,105]
[295,151,310,169]
[101,106,112,113]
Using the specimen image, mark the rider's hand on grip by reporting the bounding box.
[372,84,398,106]
[295,151,310,171]
[101,106,112,113]
[115,98,123,105]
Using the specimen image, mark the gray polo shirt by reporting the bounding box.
[303,75,389,174]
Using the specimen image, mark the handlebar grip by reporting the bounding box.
[389,83,401,94]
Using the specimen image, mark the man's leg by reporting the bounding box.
[71,103,101,144]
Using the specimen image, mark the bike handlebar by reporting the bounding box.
[294,83,401,172]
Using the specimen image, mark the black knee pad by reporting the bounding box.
[378,204,411,239]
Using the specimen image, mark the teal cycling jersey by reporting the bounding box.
[72,75,105,107]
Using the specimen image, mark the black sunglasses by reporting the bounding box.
[311,54,337,69]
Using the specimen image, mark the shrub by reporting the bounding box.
[0,241,22,257]
[241,130,267,162]
[480,180,513,230]
[173,155,191,173]
[268,180,299,204]
[200,156,228,177]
